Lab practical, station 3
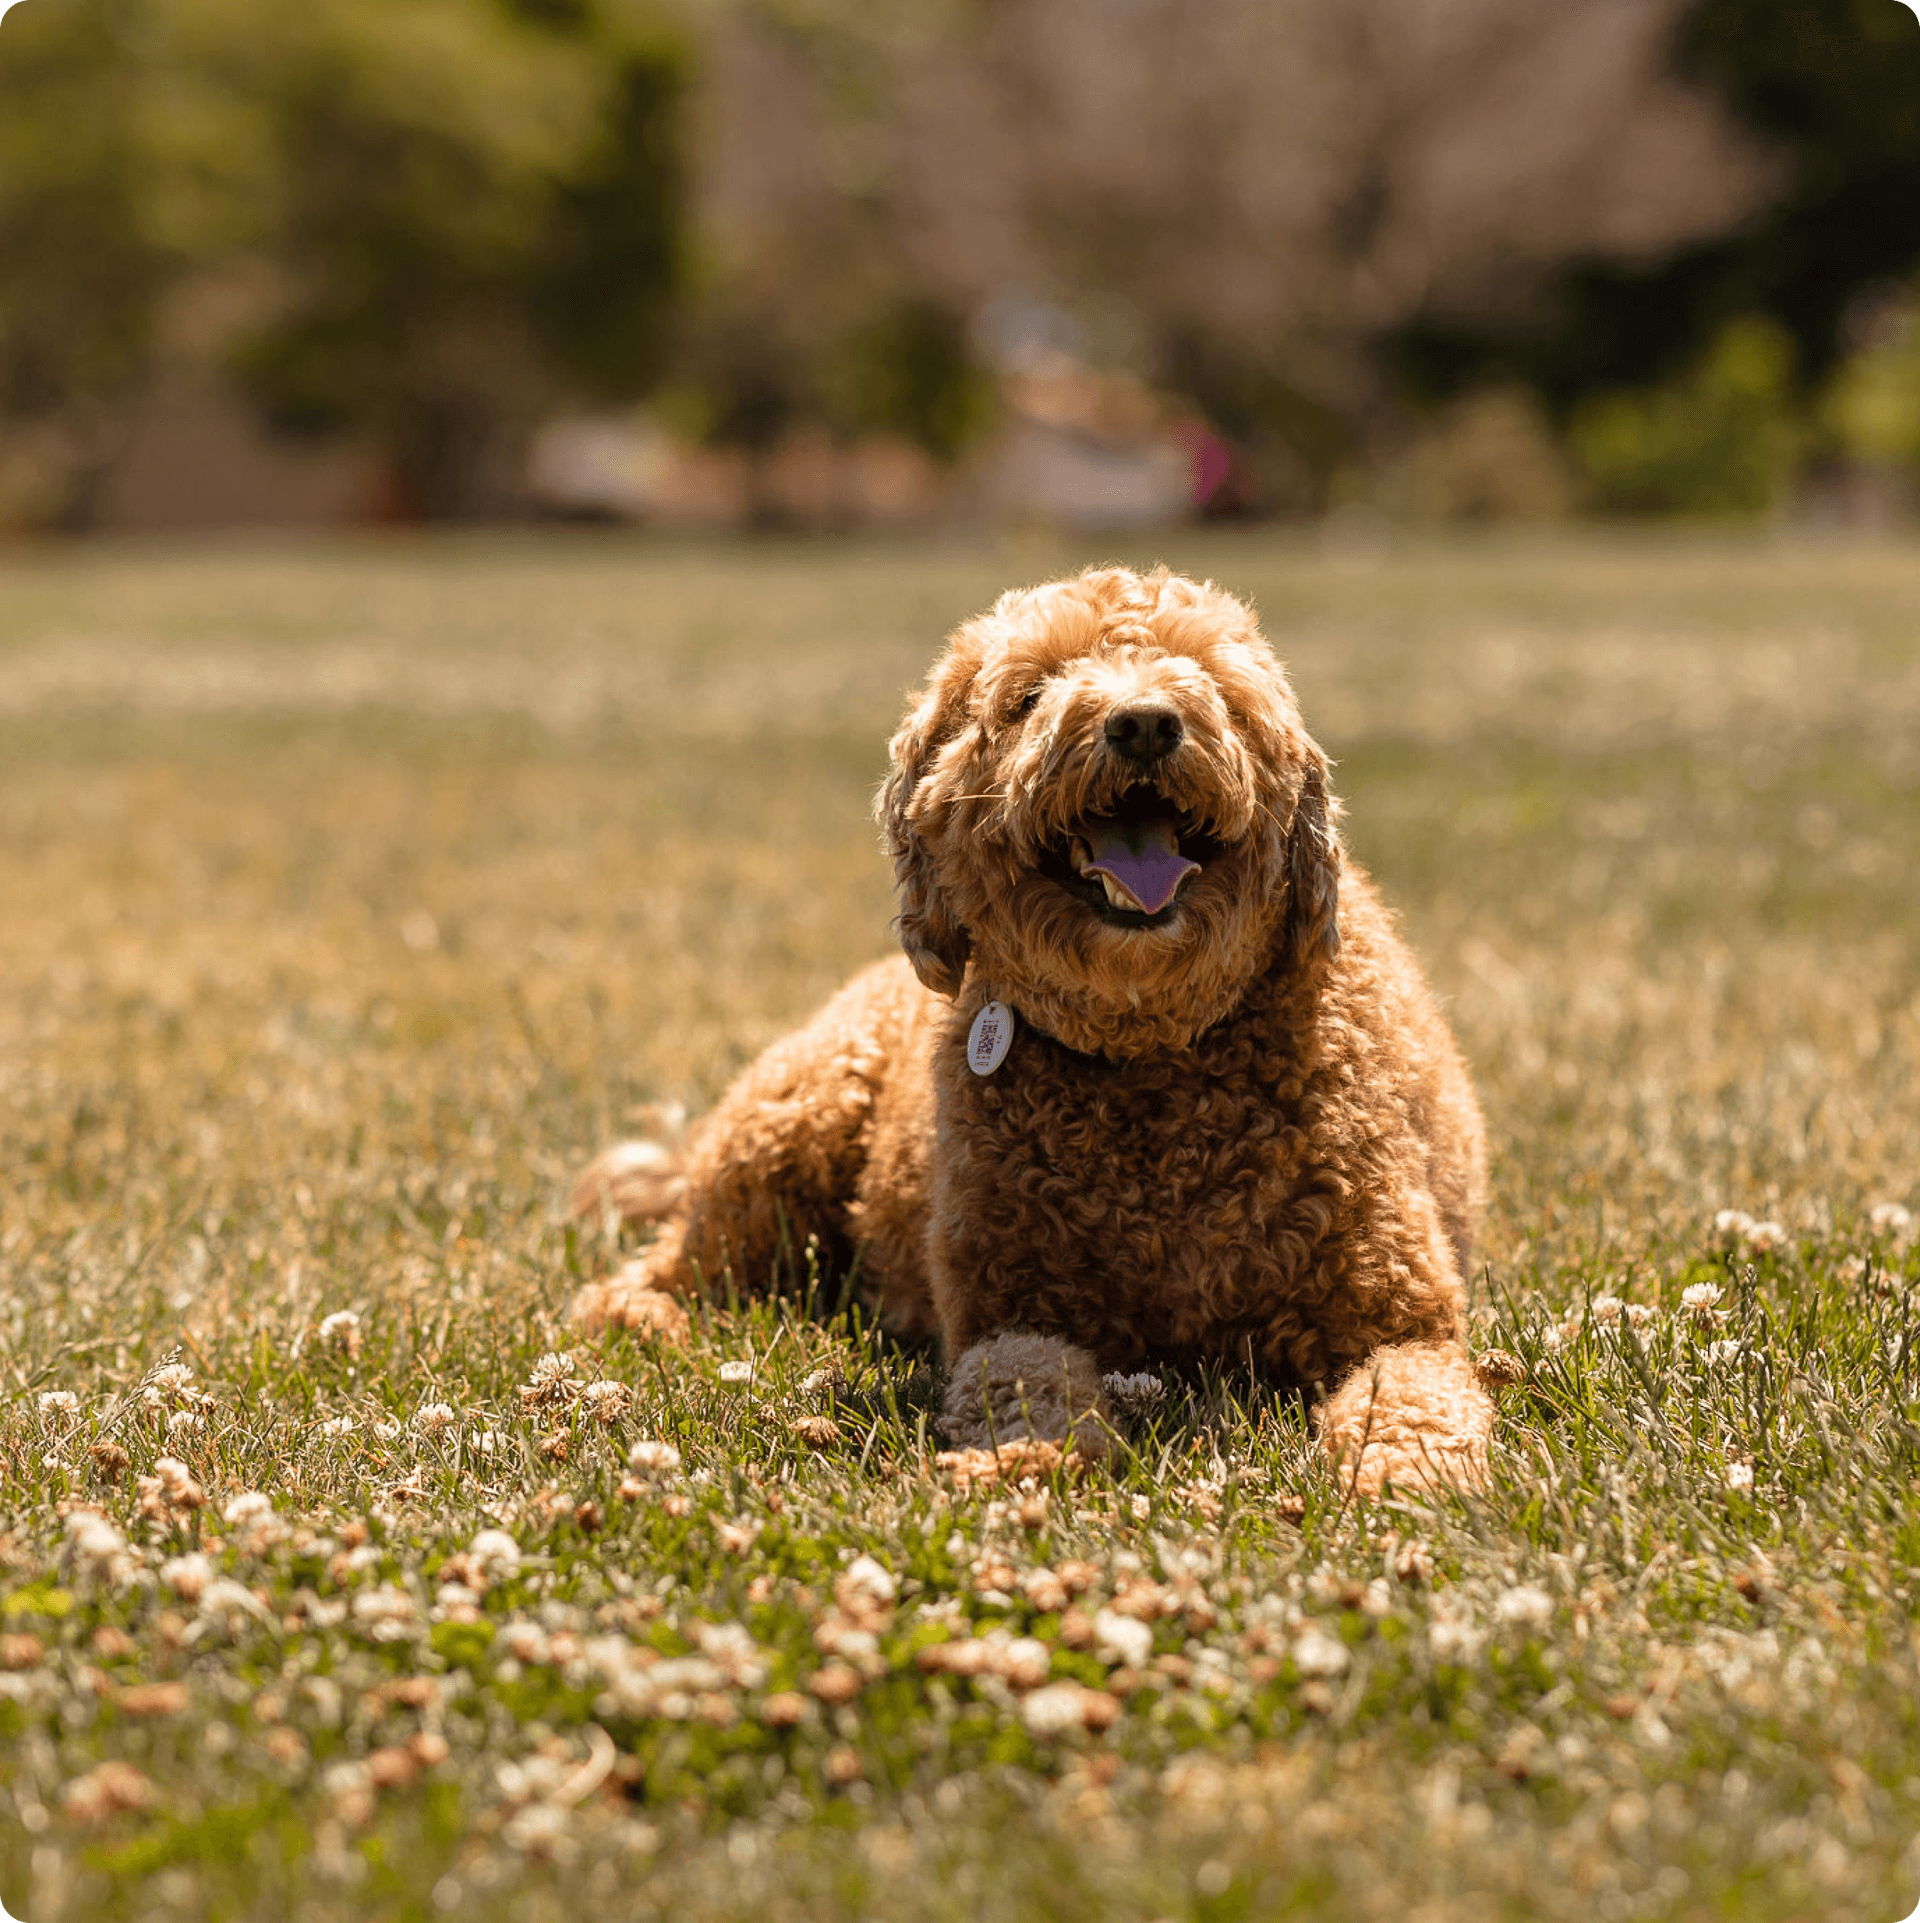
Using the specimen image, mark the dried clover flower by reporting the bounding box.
[319,1311,362,1357]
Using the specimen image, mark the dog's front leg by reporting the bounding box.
[1315,1340,1495,1497]
[939,1329,1119,1461]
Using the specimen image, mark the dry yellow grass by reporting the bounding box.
[6,532,1915,1266]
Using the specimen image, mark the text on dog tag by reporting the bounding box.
[967,1001,1015,1075]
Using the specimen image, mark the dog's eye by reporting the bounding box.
[1012,685,1042,717]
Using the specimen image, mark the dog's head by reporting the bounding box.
[877,566,1340,1056]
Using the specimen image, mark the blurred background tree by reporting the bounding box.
[0,0,687,521]
[684,0,1778,511]
[0,0,266,522]
[1399,0,1920,513]
[4,0,1920,527]
[224,0,688,517]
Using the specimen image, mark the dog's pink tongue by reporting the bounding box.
[1079,816,1200,915]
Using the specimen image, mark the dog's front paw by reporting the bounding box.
[570,1258,693,1343]
[941,1332,1117,1462]
[1316,1340,1493,1497]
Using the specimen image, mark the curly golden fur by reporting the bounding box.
[573,566,1494,1495]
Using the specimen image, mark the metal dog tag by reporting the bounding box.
[967,1000,1015,1075]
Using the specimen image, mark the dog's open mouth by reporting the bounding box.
[1043,789,1218,928]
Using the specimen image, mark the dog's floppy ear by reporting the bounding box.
[1286,752,1342,964]
[877,692,973,998]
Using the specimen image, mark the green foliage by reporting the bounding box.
[1679,0,1920,374]
[530,42,686,401]
[1399,0,1920,436]
[1821,295,1920,471]
[226,0,690,513]
[0,0,265,519]
[1,1580,73,1621]
[429,1620,495,1669]
[1568,318,1805,516]
[818,302,996,460]
[0,0,690,519]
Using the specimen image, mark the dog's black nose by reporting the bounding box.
[1105,702,1183,763]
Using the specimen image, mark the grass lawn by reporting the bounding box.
[2,527,1920,1922]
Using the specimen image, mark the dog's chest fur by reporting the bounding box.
[929,979,1350,1377]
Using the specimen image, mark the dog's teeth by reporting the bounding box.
[1097,873,1134,910]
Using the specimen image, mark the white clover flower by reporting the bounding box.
[469,1530,521,1580]
[1744,1222,1787,1254]
[149,1363,196,1400]
[222,1491,275,1526]
[501,1622,552,1665]
[414,1402,456,1435]
[1870,1203,1914,1241]
[322,1760,371,1800]
[503,1803,575,1859]
[65,1511,125,1565]
[1101,1371,1166,1413]
[160,1553,214,1601]
[319,1311,362,1352]
[1494,1585,1553,1632]
[519,1353,581,1408]
[1705,1340,1744,1367]
[319,1416,357,1439]
[166,1410,204,1438]
[374,1419,403,1441]
[1092,1609,1153,1670]
[1589,1295,1624,1325]
[1623,1304,1656,1329]
[1681,1282,1724,1315]
[1713,1209,1755,1239]
[839,1556,896,1610]
[474,1429,502,1457]
[583,1382,630,1424]
[627,1439,682,1475]
[1725,1461,1755,1493]
[37,1390,80,1422]
[1022,1682,1100,1735]
[154,1457,201,1503]
[351,1586,418,1628]
[195,1579,270,1627]
[1291,1624,1351,1678]
[717,1361,753,1388]
[689,1620,765,1682]
[1428,1611,1485,1663]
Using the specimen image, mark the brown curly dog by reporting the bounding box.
[573,565,1494,1495]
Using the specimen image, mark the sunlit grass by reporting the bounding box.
[2,529,1919,1920]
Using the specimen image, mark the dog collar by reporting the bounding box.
[965,999,1128,1074]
